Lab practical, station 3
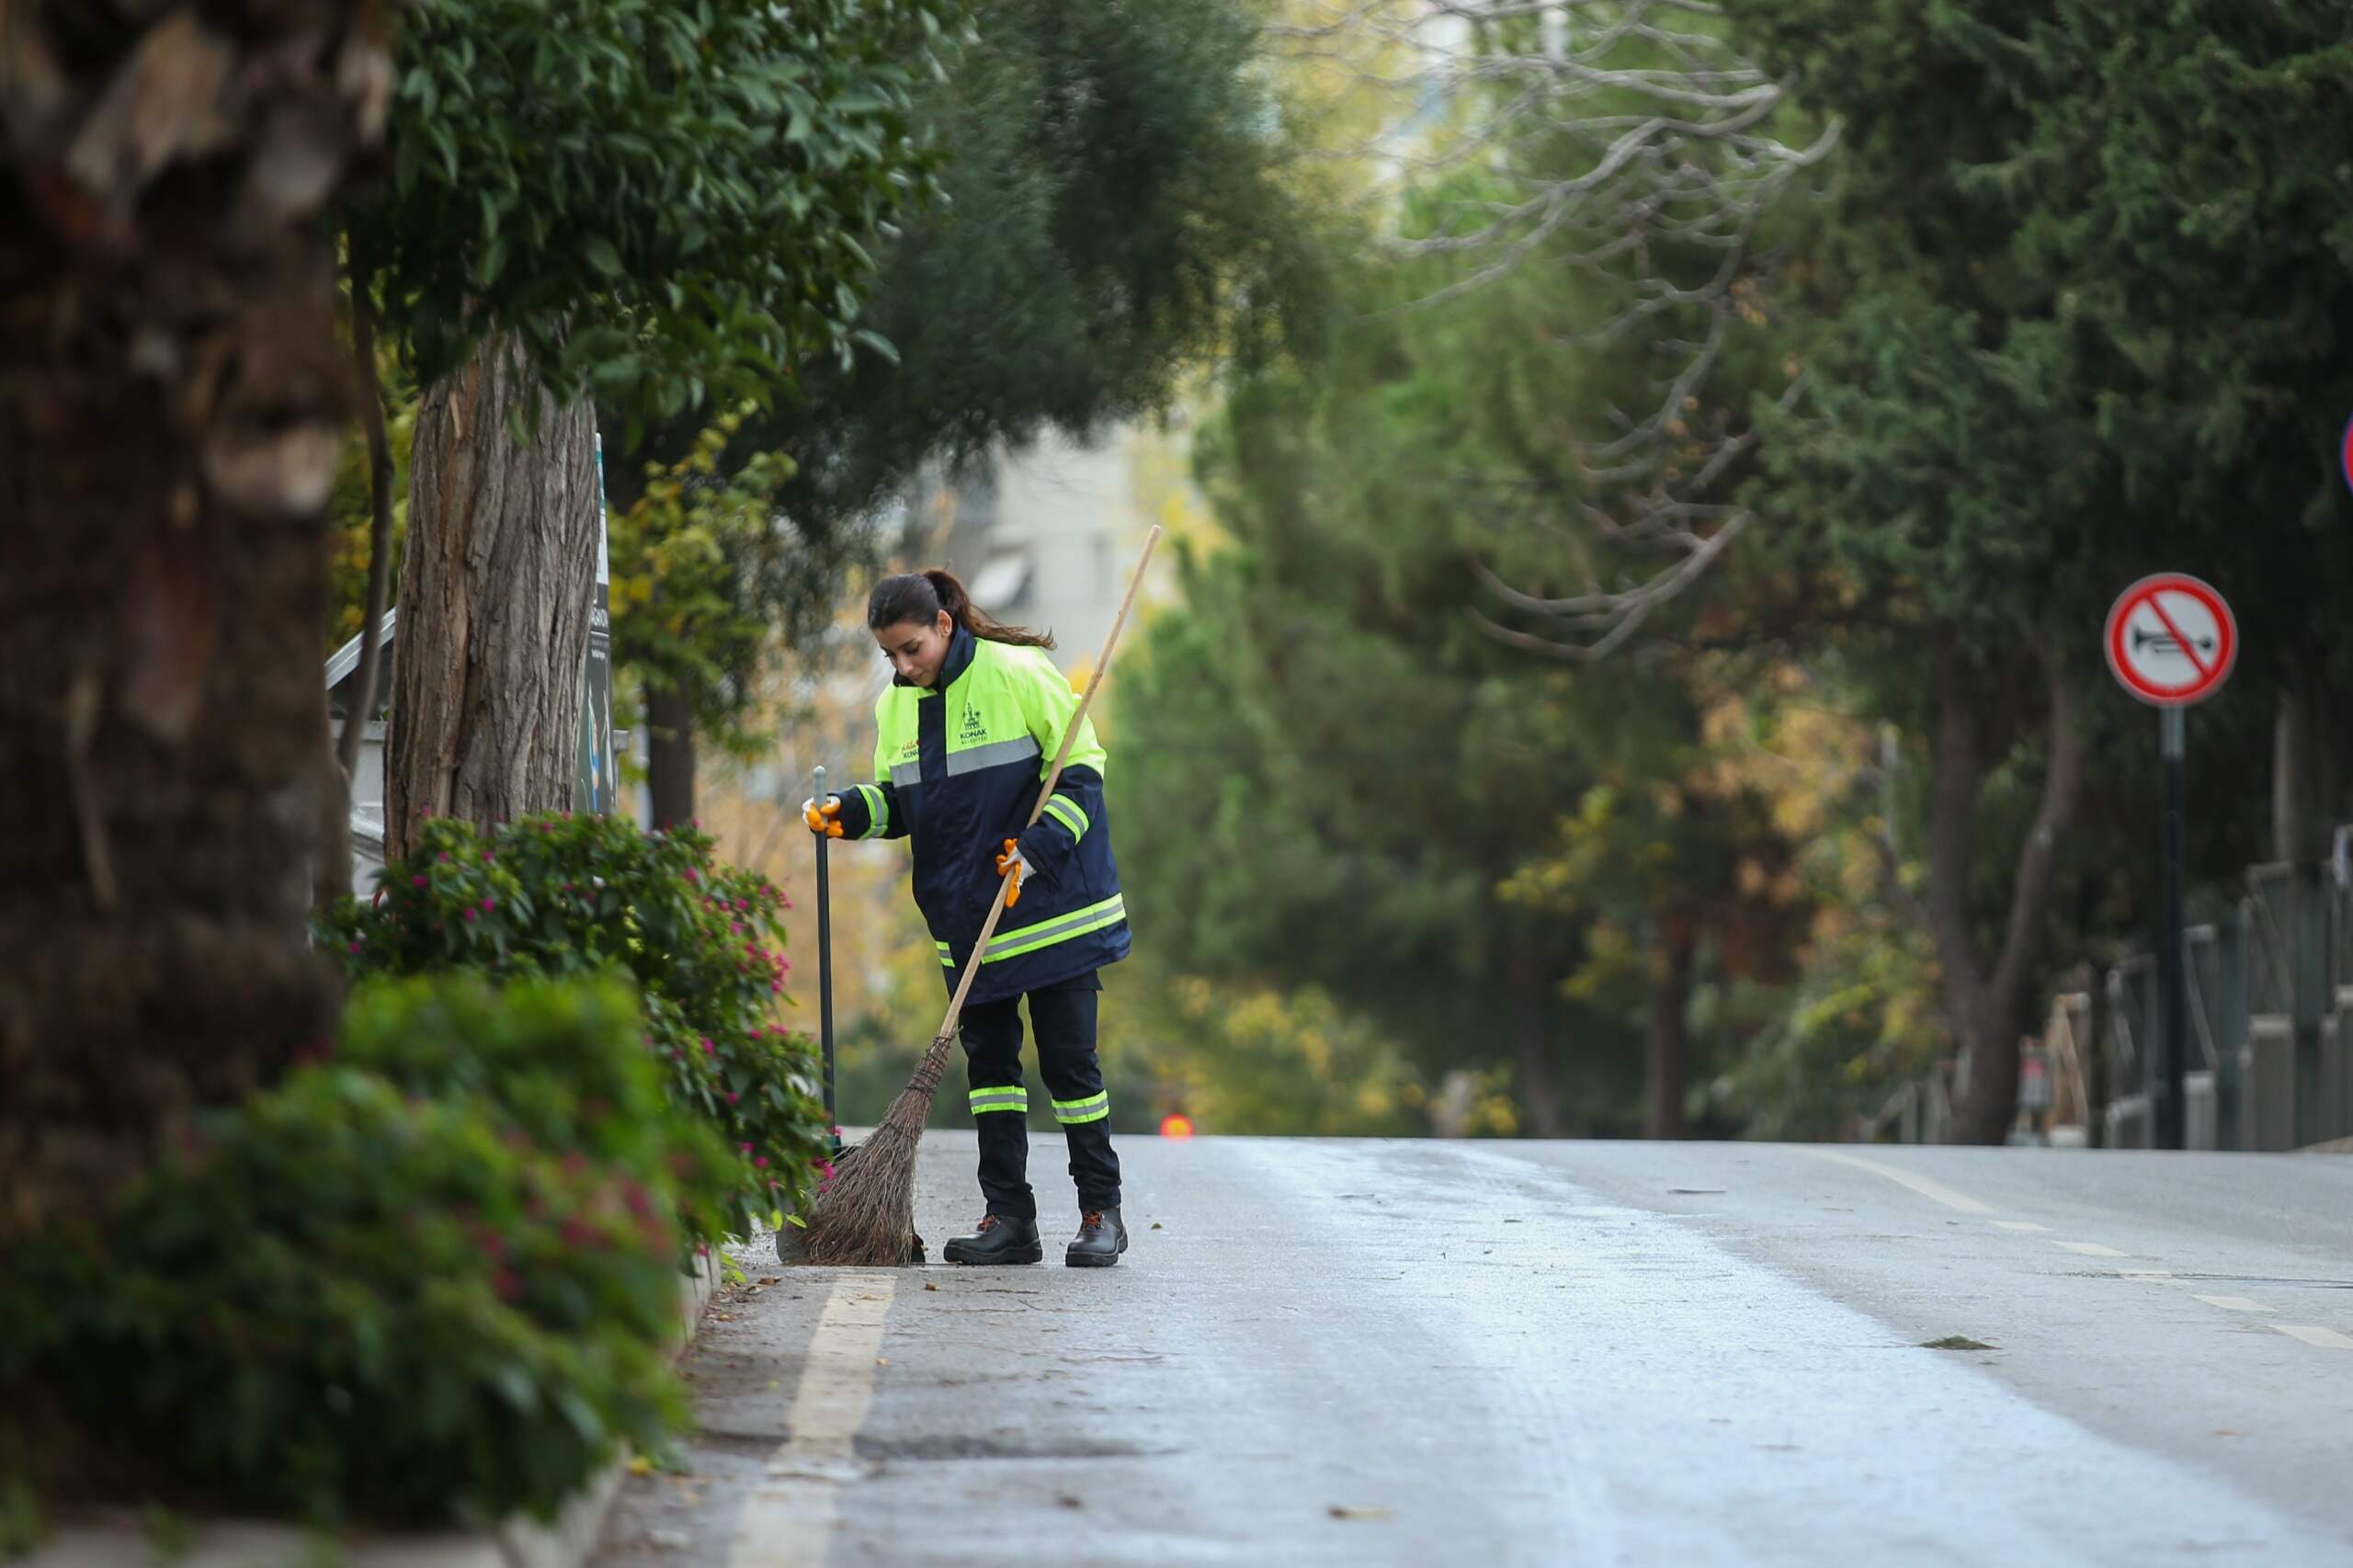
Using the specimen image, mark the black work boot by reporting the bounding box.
[942,1213,1042,1266]
[1065,1206,1128,1268]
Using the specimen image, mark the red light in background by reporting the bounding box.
[1159,1113,1195,1141]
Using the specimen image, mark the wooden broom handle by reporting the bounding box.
[932,524,1162,1040]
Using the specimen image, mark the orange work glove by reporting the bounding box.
[994,837,1029,907]
[802,795,845,838]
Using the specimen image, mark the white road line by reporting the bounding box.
[1991,1221,2049,1233]
[728,1272,898,1568]
[2195,1295,2275,1313]
[2272,1324,2353,1350]
[2053,1241,2129,1257]
[1794,1148,1995,1214]
[2118,1269,2175,1283]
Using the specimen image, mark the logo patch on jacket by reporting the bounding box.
[958,705,988,744]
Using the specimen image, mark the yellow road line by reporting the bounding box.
[2054,1241,2128,1257]
[2272,1324,2353,1350]
[728,1272,899,1568]
[2195,1295,2275,1313]
[1793,1148,1995,1215]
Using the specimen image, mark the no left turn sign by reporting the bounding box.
[2105,573,2235,707]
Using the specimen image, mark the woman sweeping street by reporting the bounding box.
[805,569,1132,1267]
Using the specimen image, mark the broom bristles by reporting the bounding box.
[800,1028,957,1266]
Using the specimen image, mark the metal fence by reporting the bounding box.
[1873,827,2353,1148]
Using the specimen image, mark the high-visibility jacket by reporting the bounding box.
[828,625,1130,1006]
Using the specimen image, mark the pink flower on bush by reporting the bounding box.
[438,852,451,863]
[725,1090,739,1105]
[754,1155,768,1169]
[462,907,478,923]
[411,874,427,888]
[347,940,362,955]
[481,895,495,914]
[739,1142,753,1153]
[683,868,699,884]
[700,1037,714,1055]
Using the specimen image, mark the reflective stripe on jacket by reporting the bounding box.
[830,626,1130,1005]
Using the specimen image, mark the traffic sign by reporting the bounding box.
[2105,573,2235,707]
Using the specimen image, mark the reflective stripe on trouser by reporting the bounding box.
[957,975,1120,1220]
[1052,1092,1109,1125]
[969,1085,1028,1116]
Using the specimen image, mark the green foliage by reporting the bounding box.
[335,975,739,1252]
[324,348,417,655]
[1946,0,2353,689]
[595,0,1324,744]
[322,813,830,1240]
[341,0,963,426]
[608,409,792,751]
[1,1043,688,1528]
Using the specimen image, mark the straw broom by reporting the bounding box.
[801,525,1163,1267]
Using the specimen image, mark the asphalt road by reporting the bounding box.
[591,1134,2353,1567]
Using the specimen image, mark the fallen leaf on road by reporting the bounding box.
[925,1281,939,1291]
[1920,1335,1995,1351]
[757,1278,779,1285]
[1151,1222,1164,1230]
[627,1456,654,1476]
[1329,1506,1392,1521]
[1057,1494,1085,1509]
[2213,1429,2243,1438]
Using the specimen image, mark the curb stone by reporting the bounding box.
[24,1250,725,1568]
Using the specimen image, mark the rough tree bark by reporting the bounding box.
[1643,915,1698,1140]
[644,680,699,830]
[1927,633,2086,1146]
[0,1,392,1240]
[387,331,597,858]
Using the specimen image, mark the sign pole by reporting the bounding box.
[2156,706,2188,1151]
[2104,572,2235,1153]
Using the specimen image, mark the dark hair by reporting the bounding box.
[867,568,1054,650]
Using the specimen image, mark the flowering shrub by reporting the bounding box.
[322,813,831,1240]
[0,983,694,1527]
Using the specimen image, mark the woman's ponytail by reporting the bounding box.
[868,567,1055,650]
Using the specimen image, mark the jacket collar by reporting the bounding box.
[900,624,977,693]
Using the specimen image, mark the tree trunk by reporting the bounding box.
[644,680,699,830]
[0,3,388,1240]
[1643,915,1698,1139]
[1508,940,1567,1139]
[2271,680,2335,867]
[1927,634,2086,1146]
[312,271,402,906]
[387,332,597,858]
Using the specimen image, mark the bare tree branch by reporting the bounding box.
[1271,2,1833,658]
